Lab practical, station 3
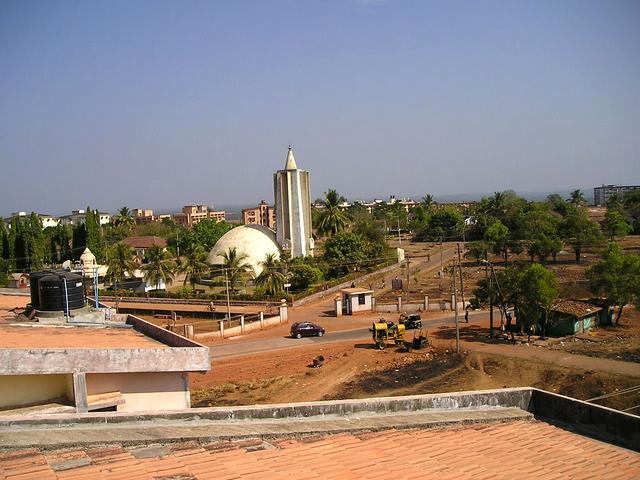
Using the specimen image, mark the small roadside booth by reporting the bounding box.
[337,287,374,316]
[548,300,602,336]
[8,273,29,289]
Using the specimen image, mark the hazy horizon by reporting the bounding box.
[1,1,638,215]
[2,187,598,218]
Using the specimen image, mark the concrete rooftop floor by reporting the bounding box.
[0,325,167,349]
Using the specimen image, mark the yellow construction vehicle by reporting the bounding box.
[372,320,405,349]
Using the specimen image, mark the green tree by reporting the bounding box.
[254,253,285,296]
[518,264,558,340]
[465,240,490,265]
[568,189,587,206]
[177,245,209,289]
[560,206,603,263]
[191,219,233,251]
[602,209,631,241]
[316,189,350,237]
[218,247,252,293]
[290,262,323,291]
[323,232,368,277]
[141,244,176,291]
[588,243,640,323]
[105,243,137,292]
[115,207,135,232]
[547,193,568,216]
[484,220,511,266]
[623,190,640,234]
[421,194,436,211]
[85,207,105,263]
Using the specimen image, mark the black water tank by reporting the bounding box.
[39,272,85,313]
[29,270,55,308]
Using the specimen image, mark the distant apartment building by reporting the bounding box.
[4,212,60,229]
[132,208,156,223]
[174,205,225,227]
[59,209,112,226]
[242,201,276,229]
[593,185,640,206]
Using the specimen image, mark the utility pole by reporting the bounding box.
[224,268,231,327]
[176,230,180,258]
[489,272,494,338]
[456,243,465,318]
[397,215,401,245]
[406,257,410,291]
[452,262,460,354]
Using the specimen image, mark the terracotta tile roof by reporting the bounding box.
[121,236,168,249]
[552,300,602,317]
[1,421,638,479]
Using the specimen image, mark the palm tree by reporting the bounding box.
[141,244,176,291]
[254,253,285,296]
[177,245,209,289]
[105,243,137,307]
[421,194,436,211]
[316,189,350,237]
[219,247,251,293]
[115,207,135,231]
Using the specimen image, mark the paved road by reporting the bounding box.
[210,311,489,360]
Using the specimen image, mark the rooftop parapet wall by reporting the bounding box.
[0,388,636,451]
[125,315,207,348]
[0,345,210,375]
[531,389,640,452]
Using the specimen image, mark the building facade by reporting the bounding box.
[593,184,640,206]
[132,208,156,223]
[242,201,276,229]
[174,205,226,227]
[59,210,112,226]
[273,146,313,258]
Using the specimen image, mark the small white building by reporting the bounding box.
[337,287,374,316]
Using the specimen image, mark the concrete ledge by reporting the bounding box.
[0,407,533,450]
[0,388,534,427]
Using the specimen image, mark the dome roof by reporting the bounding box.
[208,225,280,276]
[80,248,96,266]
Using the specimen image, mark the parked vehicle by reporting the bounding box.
[290,322,325,339]
[399,313,422,329]
[372,321,405,349]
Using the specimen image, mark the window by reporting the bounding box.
[358,294,366,305]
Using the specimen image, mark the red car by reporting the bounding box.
[290,322,325,339]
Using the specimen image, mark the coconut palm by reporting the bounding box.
[316,189,350,237]
[421,194,436,211]
[105,243,137,292]
[115,207,135,231]
[254,253,285,296]
[141,244,176,291]
[177,245,209,289]
[219,247,252,293]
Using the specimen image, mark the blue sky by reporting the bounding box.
[1,0,639,214]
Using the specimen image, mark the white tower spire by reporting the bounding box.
[274,146,313,258]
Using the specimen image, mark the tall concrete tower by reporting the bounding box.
[273,146,313,258]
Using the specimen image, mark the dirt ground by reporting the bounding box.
[0,294,29,323]
[191,331,640,412]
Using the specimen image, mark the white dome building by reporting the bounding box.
[208,225,280,276]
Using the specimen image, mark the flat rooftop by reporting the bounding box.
[0,325,167,349]
[1,421,638,479]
